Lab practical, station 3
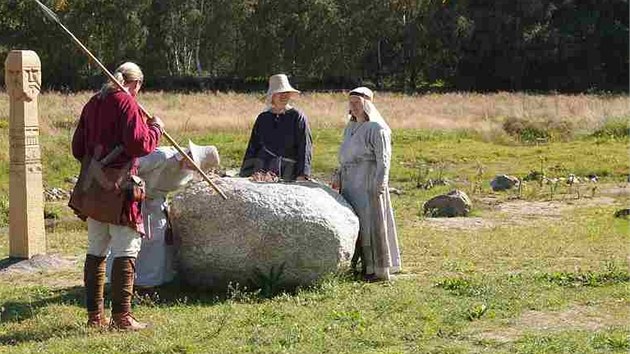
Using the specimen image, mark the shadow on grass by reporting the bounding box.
[0,285,84,346]
[132,275,289,306]
[0,324,79,346]
[1,285,84,324]
[0,269,358,346]
[0,257,22,271]
[133,268,358,307]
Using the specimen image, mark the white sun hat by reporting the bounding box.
[188,140,220,171]
[267,74,300,96]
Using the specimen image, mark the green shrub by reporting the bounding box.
[536,265,630,287]
[434,277,486,297]
[592,116,630,139]
[502,116,576,143]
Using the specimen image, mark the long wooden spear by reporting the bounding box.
[33,0,227,200]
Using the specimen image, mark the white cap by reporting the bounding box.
[349,87,374,100]
[188,140,220,171]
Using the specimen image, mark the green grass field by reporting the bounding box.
[0,93,629,353]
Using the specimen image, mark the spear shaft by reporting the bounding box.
[33,0,227,200]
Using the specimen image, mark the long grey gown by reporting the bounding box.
[338,120,401,279]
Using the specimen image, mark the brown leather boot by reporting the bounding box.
[110,257,148,331]
[111,312,148,331]
[84,254,109,328]
[87,307,109,328]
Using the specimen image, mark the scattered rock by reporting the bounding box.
[418,179,434,190]
[388,187,404,195]
[523,170,544,182]
[417,178,450,190]
[65,176,79,184]
[490,174,520,191]
[432,178,450,186]
[423,190,472,217]
[614,208,630,218]
[44,187,71,201]
[170,178,359,289]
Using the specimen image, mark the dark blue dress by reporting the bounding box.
[239,108,312,180]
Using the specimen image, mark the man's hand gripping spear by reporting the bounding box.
[33,0,227,200]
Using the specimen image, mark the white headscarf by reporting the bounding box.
[348,87,390,132]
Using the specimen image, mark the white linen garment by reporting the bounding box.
[107,147,195,287]
[338,119,401,280]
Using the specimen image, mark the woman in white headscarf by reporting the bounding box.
[333,87,401,281]
[108,141,220,288]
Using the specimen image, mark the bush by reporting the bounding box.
[592,116,630,139]
[502,116,576,143]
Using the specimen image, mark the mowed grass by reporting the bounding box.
[0,92,629,353]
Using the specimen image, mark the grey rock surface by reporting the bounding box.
[0,254,76,274]
[423,190,472,217]
[170,178,359,289]
[490,174,520,191]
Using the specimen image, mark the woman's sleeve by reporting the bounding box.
[371,125,392,194]
[295,112,313,177]
[239,115,262,176]
[137,147,174,175]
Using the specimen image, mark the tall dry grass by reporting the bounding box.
[0,91,627,136]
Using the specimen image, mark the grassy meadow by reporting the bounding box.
[0,91,629,353]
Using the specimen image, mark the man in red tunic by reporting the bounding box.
[72,62,163,330]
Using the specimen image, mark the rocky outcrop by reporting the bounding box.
[170,178,359,289]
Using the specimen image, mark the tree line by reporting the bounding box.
[0,0,627,93]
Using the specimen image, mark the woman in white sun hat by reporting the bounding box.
[240,74,313,181]
[107,141,220,288]
[332,87,401,282]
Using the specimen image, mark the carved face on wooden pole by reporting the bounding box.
[5,51,41,102]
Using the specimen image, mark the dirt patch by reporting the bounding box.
[0,254,82,288]
[475,303,629,343]
[422,217,499,230]
[0,254,78,278]
[495,196,618,216]
[598,184,630,198]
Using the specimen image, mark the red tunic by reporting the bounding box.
[72,91,162,234]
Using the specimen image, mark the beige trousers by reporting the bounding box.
[86,218,142,258]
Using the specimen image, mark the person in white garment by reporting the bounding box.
[332,87,401,282]
[107,140,220,288]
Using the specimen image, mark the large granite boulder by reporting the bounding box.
[423,190,472,217]
[170,178,359,289]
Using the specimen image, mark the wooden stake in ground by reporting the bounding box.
[5,50,46,258]
[33,0,227,200]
